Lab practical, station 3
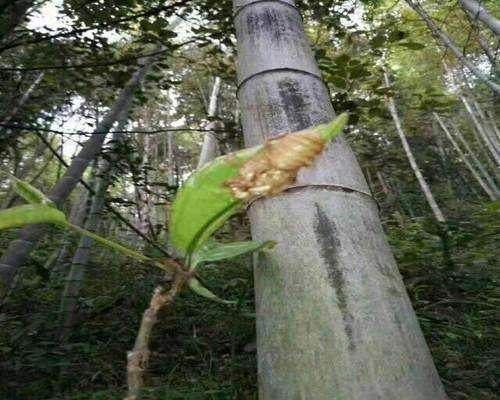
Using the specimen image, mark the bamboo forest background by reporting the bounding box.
[0,0,498,399]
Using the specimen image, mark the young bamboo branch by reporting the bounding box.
[125,271,187,400]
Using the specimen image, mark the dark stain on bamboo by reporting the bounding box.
[277,77,311,130]
[245,5,288,43]
[313,203,355,351]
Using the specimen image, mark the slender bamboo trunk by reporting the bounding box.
[58,118,130,339]
[59,162,110,339]
[472,100,500,151]
[405,0,500,95]
[0,72,44,146]
[449,121,499,194]
[376,170,391,195]
[233,2,447,398]
[458,0,500,35]
[464,112,498,170]
[485,110,500,140]
[197,76,222,168]
[166,130,176,187]
[384,73,446,223]
[442,63,499,168]
[51,180,95,276]
[434,133,457,198]
[135,133,155,236]
[434,113,498,200]
[455,66,500,152]
[363,166,375,194]
[0,55,156,297]
[460,95,500,165]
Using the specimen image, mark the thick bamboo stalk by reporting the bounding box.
[233,1,447,398]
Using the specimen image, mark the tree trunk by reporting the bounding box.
[59,162,111,339]
[233,1,447,398]
[59,114,130,338]
[405,0,500,95]
[485,110,500,140]
[471,99,500,152]
[49,191,90,276]
[197,76,222,168]
[449,121,499,195]
[0,72,44,146]
[376,170,391,196]
[0,56,155,297]
[460,95,500,165]
[458,0,500,35]
[384,73,446,223]
[454,65,500,153]
[134,133,155,236]
[434,113,498,200]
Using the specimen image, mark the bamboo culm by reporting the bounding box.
[385,72,446,223]
[232,1,447,398]
[434,113,498,201]
[197,76,222,169]
[0,54,157,297]
[406,0,500,95]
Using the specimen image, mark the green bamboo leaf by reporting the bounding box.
[0,204,66,230]
[191,240,275,269]
[9,175,55,206]
[66,222,156,266]
[315,113,349,141]
[188,277,235,304]
[170,146,261,255]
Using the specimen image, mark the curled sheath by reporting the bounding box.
[226,130,326,201]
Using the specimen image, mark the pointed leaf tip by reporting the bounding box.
[8,175,55,207]
[188,277,235,305]
[316,112,349,141]
[190,240,276,269]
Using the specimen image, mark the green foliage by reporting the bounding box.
[0,204,67,230]
[7,173,55,206]
[188,277,235,304]
[0,178,157,269]
[191,240,275,269]
[0,244,258,399]
[387,205,499,399]
[169,146,260,256]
